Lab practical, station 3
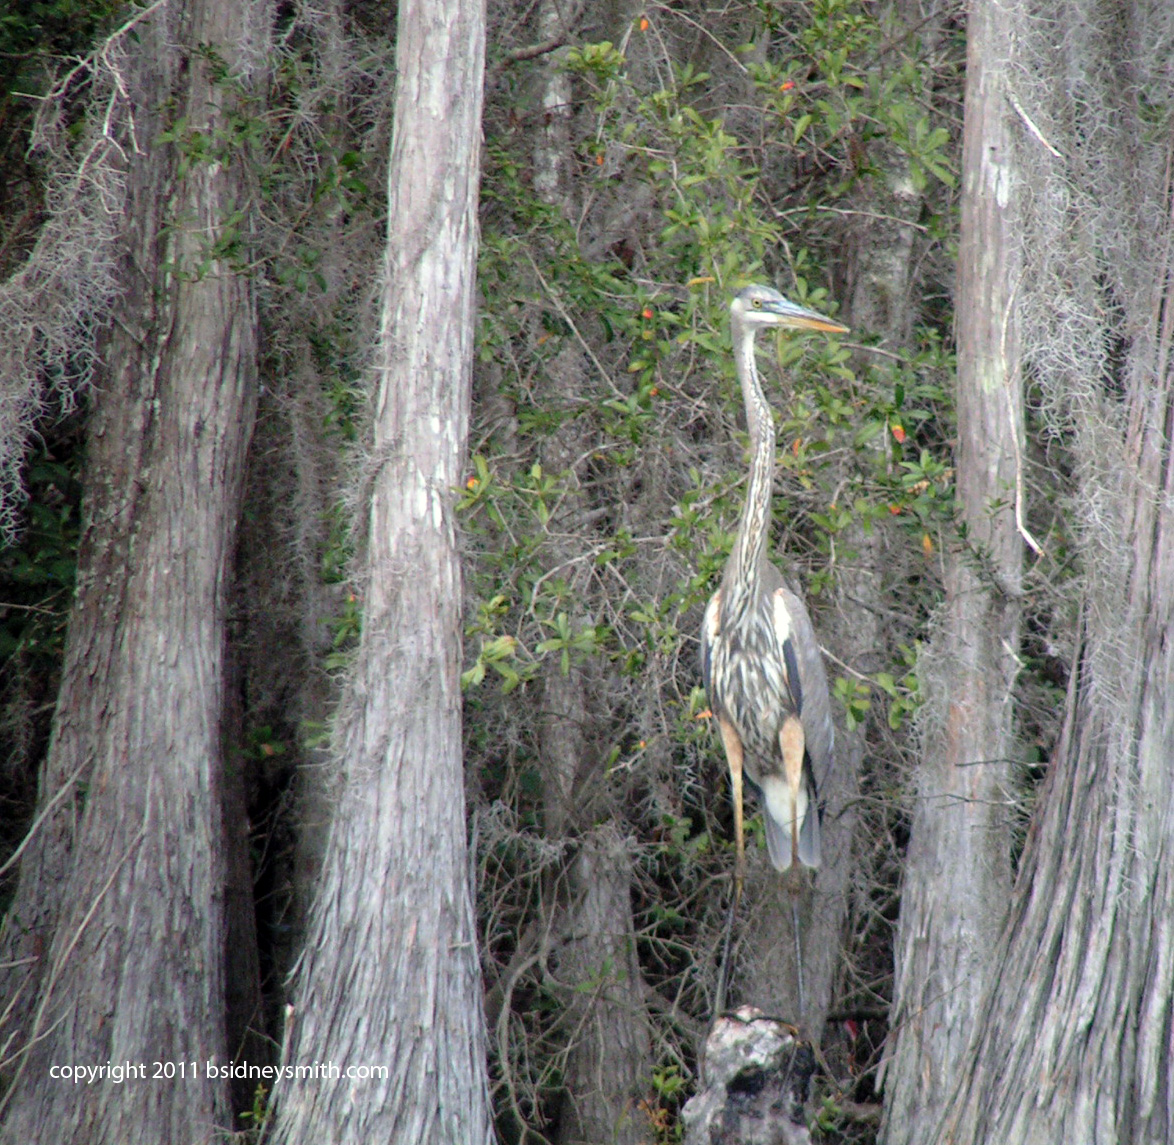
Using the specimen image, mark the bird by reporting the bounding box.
[700,284,845,898]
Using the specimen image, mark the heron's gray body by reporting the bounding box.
[700,285,840,873]
[701,560,833,868]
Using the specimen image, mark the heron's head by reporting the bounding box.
[730,285,849,335]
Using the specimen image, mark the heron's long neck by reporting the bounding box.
[729,327,775,593]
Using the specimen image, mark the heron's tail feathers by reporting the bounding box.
[761,771,821,870]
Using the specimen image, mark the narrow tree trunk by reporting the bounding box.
[880,1,1022,1139]
[553,823,654,1145]
[0,2,264,1139]
[738,735,857,1040]
[269,1,493,1142]
[525,8,654,1137]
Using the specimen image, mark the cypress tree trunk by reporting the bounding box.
[0,2,265,1139]
[269,1,494,1141]
[925,2,1174,1140]
[880,1,1022,1138]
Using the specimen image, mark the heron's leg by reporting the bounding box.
[780,715,805,868]
[717,715,746,904]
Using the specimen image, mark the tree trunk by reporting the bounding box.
[524,8,654,1138]
[932,211,1174,1145]
[880,1,1022,1139]
[922,1,1174,1140]
[737,761,856,1040]
[553,823,654,1145]
[269,1,493,1142]
[0,2,264,1140]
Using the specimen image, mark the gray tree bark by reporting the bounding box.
[551,822,655,1145]
[269,1,493,1142]
[922,1,1174,1140]
[0,2,265,1140]
[880,1,1022,1139]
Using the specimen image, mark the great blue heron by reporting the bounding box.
[701,284,845,897]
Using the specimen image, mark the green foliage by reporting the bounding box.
[535,612,606,676]
[0,0,123,93]
[322,588,361,672]
[645,1063,688,1143]
[813,1093,846,1136]
[0,447,80,668]
[472,5,960,1140]
[237,1082,271,1141]
[834,675,872,730]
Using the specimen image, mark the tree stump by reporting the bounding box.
[682,1007,815,1145]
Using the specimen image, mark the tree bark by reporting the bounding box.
[552,823,654,1145]
[921,1,1174,1139]
[0,2,264,1140]
[880,1,1022,1139]
[932,217,1174,1145]
[269,1,493,1142]
[737,737,856,1040]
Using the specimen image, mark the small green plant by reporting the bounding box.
[535,612,606,676]
[875,643,922,730]
[643,1063,687,1144]
[238,1082,271,1141]
[323,589,362,672]
[812,1092,844,1135]
[834,675,872,730]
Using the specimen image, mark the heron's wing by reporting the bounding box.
[773,581,835,799]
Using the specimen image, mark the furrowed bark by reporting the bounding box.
[0,2,265,1139]
[270,1,494,1142]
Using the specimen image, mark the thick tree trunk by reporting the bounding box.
[922,2,1174,1140]
[931,608,1174,1145]
[0,3,263,1140]
[932,202,1174,1145]
[269,1,493,1142]
[880,2,1022,1139]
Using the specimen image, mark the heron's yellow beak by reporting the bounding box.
[782,314,849,333]
[763,298,849,334]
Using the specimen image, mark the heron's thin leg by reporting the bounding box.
[718,715,746,905]
[714,891,737,1019]
[780,715,805,868]
[792,897,805,1021]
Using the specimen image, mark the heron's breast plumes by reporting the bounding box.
[705,585,800,765]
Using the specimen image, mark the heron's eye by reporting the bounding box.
[752,298,762,308]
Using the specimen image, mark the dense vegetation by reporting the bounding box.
[10,0,1147,1141]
